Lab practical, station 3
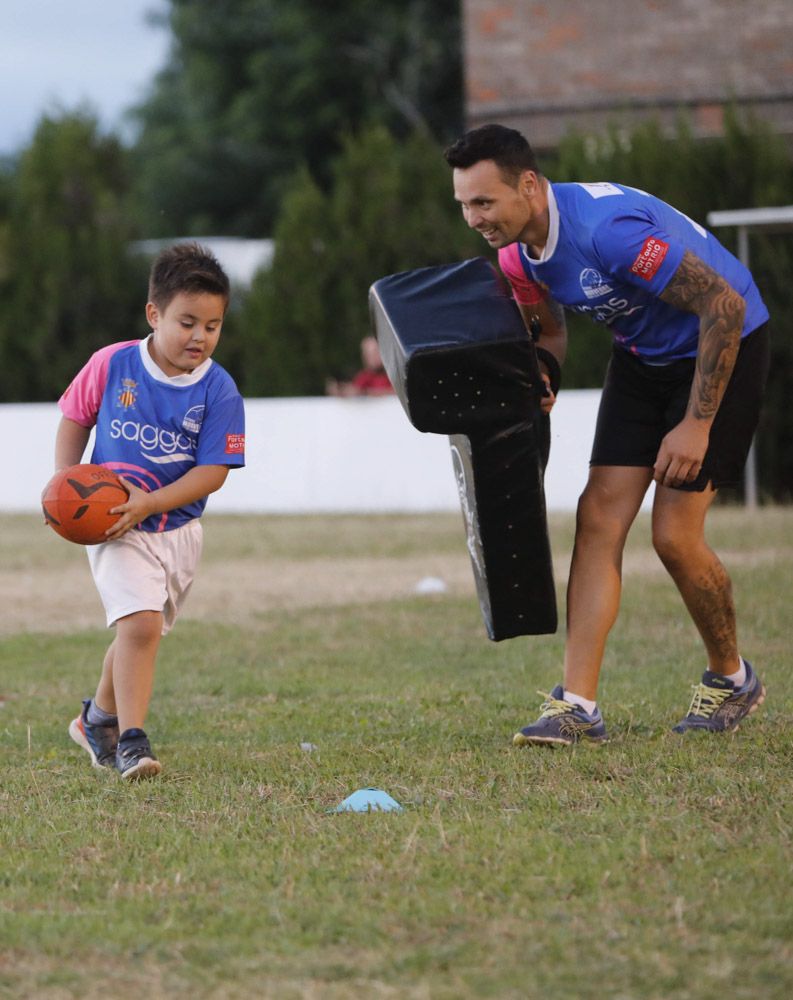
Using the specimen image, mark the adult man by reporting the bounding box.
[444,124,770,745]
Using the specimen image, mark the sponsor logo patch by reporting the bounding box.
[109,418,196,460]
[182,405,205,435]
[630,237,669,280]
[578,182,624,199]
[579,268,613,299]
[225,433,245,454]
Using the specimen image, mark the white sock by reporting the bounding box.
[86,700,118,726]
[722,657,747,688]
[563,689,597,715]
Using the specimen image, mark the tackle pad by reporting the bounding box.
[369,257,557,640]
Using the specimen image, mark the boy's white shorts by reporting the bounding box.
[87,519,203,635]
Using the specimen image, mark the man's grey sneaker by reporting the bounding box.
[68,699,119,769]
[673,661,766,734]
[513,685,608,747]
[116,728,162,780]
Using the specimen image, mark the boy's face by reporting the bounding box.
[145,291,226,377]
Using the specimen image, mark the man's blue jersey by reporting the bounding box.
[59,337,245,532]
[512,182,768,363]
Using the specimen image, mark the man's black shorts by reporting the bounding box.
[590,325,770,491]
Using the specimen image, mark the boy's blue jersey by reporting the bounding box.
[516,182,768,362]
[59,337,245,532]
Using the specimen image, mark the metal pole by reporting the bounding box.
[736,226,758,509]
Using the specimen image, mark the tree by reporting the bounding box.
[128,0,463,237]
[236,168,334,396]
[0,113,148,402]
[236,126,483,396]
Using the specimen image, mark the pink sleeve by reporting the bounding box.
[498,245,544,306]
[59,341,140,427]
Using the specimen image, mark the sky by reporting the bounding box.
[2,0,172,155]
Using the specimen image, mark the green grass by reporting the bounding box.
[2,509,792,999]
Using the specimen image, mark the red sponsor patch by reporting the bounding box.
[225,433,245,454]
[630,237,669,281]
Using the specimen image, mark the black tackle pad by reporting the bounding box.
[369,257,557,640]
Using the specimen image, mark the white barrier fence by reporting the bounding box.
[2,393,653,514]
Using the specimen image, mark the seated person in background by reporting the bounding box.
[326,336,394,397]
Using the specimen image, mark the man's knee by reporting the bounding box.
[576,483,628,543]
[574,467,650,547]
[652,519,695,570]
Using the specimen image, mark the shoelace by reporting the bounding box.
[536,691,578,718]
[684,682,733,718]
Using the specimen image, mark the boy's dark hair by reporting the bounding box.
[444,124,540,182]
[148,242,231,310]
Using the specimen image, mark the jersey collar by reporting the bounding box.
[138,334,213,385]
[519,180,559,265]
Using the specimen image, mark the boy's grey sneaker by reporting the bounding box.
[513,685,608,747]
[673,661,766,734]
[68,699,119,769]
[116,728,162,780]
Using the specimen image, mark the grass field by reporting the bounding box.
[1,508,792,999]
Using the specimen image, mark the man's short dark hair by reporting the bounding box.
[148,242,231,311]
[444,124,540,182]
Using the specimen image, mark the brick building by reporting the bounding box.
[463,0,793,149]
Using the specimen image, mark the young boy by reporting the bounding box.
[55,243,246,779]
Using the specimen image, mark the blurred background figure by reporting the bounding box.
[326,336,394,397]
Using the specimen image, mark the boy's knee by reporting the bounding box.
[116,610,163,644]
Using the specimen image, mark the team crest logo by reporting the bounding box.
[182,405,205,435]
[117,378,138,409]
[580,268,613,299]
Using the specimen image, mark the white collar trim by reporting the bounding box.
[138,335,213,385]
[519,180,559,265]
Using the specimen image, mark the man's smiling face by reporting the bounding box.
[452,159,536,249]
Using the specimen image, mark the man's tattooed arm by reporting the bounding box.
[659,249,746,421]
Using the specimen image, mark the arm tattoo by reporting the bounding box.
[659,250,746,420]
